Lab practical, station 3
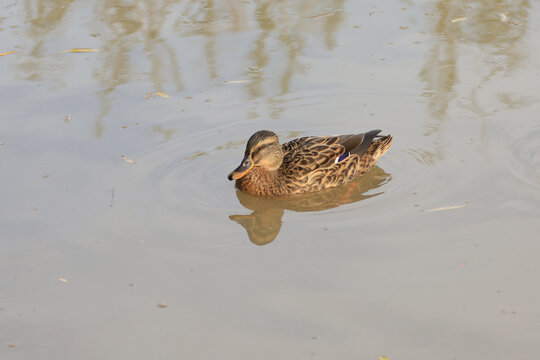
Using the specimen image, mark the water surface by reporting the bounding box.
[1,1,539,359]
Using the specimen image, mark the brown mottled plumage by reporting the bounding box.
[228,130,393,197]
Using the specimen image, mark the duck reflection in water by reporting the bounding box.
[230,166,391,245]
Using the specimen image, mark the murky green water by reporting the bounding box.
[1,1,539,359]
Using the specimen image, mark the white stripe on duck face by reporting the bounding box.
[334,152,350,163]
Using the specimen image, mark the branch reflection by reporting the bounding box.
[417,0,530,168]
[19,0,346,136]
[230,166,391,246]
[420,0,530,121]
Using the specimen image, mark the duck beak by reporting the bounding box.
[228,157,254,180]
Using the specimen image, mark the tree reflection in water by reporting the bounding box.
[418,0,530,162]
[19,0,347,136]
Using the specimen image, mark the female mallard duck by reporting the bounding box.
[228,130,393,197]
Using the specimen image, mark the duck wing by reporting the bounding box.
[337,130,382,157]
[281,136,346,177]
[281,136,312,153]
[275,131,386,193]
[282,131,382,171]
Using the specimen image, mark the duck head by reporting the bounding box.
[228,130,284,180]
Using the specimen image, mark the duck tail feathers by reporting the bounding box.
[351,130,382,158]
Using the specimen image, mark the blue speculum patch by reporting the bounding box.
[335,152,350,163]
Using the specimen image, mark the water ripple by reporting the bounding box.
[492,122,540,190]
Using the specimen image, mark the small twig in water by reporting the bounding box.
[110,188,115,207]
[424,202,469,212]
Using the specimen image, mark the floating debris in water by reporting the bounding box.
[380,356,389,360]
[0,50,16,56]
[9,343,16,348]
[121,155,136,164]
[65,115,72,123]
[146,92,171,99]
[158,302,168,308]
[309,12,335,19]
[58,278,69,283]
[110,188,115,207]
[153,92,171,99]
[438,64,454,69]
[451,17,469,23]
[61,48,101,53]
[183,151,208,161]
[152,125,177,140]
[399,26,409,30]
[499,13,508,23]
[223,80,250,84]
[424,202,469,212]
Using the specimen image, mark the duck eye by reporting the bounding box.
[243,160,250,166]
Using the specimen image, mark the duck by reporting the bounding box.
[228,130,393,197]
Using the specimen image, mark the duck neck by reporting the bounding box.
[236,167,283,196]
